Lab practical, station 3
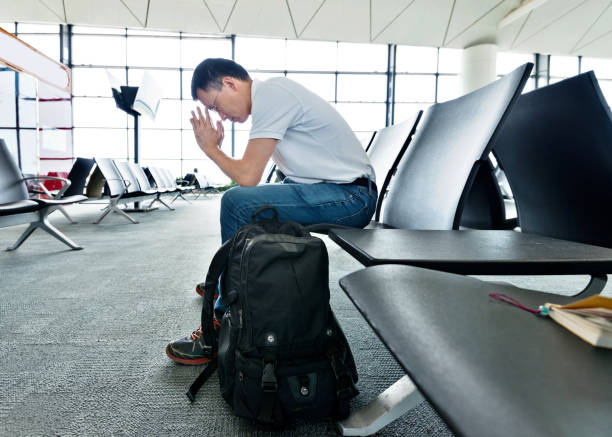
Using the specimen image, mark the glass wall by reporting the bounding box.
[394,46,462,122]
[496,52,536,92]
[71,26,233,182]
[581,57,612,105]
[0,23,69,175]
[235,37,390,149]
[549,55,579,83]
[5,21,612,183]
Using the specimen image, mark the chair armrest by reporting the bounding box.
[20,175,72,199]
[103,178,132,197]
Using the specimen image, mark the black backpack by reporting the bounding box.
[186,207,359,424]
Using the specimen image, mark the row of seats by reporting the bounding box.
[328,65,612,436]
[0,139,87,251]
[0,151,216,251]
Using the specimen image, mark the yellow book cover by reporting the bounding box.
[546,295,612,349]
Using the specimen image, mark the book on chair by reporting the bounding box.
[545,295,612,349]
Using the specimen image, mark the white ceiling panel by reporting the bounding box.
[370,0,416,40]
[300,0,370,43]
[205,0,238,32]
[495,13,529,50]
[445,0,517,48]
[39,0,66,22]
[514,0,609,55]
[147,0,218,34]
[286,0,325,37]
[1,0,612,58]
[0,0,64,23]
[373,0,452,46]
[577,28,612,57]
[513,0,587,47]
[225,0,295,39]
[372,0,453,47]
[572,0,612,53]
[445,0,517,45]
[120,0,149,27]
[64,0,141,27]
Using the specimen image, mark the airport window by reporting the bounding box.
[581,57,612,104]
[496,52,534,76]
[394,74,436,103]
[549,55,579,80]
[337,42,387,72]
[496,52,536,93]
[6,21,608,183]
[286,40,337,71]
[72,34,127,66]
[438,48,461,74]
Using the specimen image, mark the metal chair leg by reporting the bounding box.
[337,375,424,436]
[153,196,174,211]
[93,205,113,224]
[7,210,82,251]
[38,216,82,249]
[57,205,77,224]
[6,222,38,251]
[179,192,192,204]
[113,206,139,224]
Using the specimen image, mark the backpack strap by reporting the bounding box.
[186,236,235,403]
[200,236,235,347]
[185,360,218,403]
[326,333,359,420]
[257,348,284,424]
[251,205,278,223]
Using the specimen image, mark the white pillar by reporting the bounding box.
[459,43,498,95]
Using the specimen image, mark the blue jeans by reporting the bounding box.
[214,179,377,315]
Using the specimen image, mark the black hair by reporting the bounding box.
[190,58,250,100]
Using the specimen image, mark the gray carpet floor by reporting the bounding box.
[1,196,609,436]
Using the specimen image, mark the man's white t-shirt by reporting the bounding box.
[249,78,375,184]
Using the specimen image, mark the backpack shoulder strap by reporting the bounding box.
[186,236,235,403]
[200,235,236,347]
[186,360,218,403]
[202,236,233,298]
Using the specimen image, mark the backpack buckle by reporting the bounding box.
[261,362,278,392]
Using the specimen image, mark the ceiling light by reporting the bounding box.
[499,0,550,28]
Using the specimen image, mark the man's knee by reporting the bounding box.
[221,185,278,223]
[220,186,248,215]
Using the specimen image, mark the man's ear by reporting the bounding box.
[223,76,238,91]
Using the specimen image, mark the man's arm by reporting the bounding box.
[205,137,277,187]
[190,107,277,187]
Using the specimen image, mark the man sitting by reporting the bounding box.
[166,58,376,364]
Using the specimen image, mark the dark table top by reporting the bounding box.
[340,264,612,437]
[329,229,612,275]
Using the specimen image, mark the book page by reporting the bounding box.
[133,71,162,120]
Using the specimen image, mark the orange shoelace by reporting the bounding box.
[189,317,221,341]
[190,326,203,341]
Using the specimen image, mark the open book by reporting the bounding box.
[545,295,612,349]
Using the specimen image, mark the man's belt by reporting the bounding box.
[345,177,376,191]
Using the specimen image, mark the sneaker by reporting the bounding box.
[195,282,205,297]
[165,318,221,365]
[195,283,219,301]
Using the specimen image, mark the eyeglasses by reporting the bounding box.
[207,90,220,113]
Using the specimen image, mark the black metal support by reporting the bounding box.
[385,44,396,127]
[576,274,607,297]
[534,53,550,89]
[133,113,139,164]
[133,113,140,208]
